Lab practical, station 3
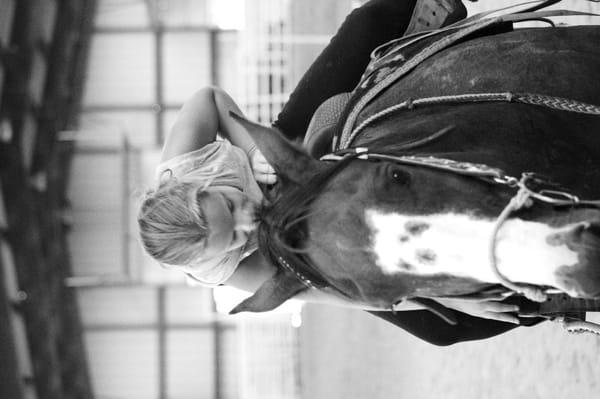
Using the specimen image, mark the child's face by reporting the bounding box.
[200,187,256,258]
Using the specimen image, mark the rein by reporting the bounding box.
[320,147,600,302]
[337,92,600,150]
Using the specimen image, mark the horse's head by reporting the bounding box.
[226,25,600,313]
[229,113,600,313]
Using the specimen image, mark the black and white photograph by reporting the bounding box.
[1,1,600,398]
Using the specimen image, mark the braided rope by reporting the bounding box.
[343,92,600,149]
[561,319,600,336]
[516,93,600,114]
[340,18,500,149]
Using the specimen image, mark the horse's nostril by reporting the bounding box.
[398,235,410,243]
[398,260,416,271]
[405,221,430,236]
[546,232,564,246]
[416,249,437,265]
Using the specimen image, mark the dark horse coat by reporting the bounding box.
[234,22,600,344]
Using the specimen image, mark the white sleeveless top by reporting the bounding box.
[156,140,262,286]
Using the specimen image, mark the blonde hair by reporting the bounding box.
[138,141,261,272]
[137,177,210,266]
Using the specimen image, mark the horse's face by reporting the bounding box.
[301,153,511,305]
[229,114,600,313]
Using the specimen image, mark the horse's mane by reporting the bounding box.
[256,155,359,288]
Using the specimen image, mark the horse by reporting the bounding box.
[230,16,600,331]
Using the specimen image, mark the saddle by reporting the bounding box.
[303,93,350,158]
[304,0,466,158]
[305,1,599,157]
[335,3,598,150]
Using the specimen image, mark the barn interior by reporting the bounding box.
[1,1,353,398]
[1,1,599,399]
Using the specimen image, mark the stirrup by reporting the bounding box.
[405,0,467,35]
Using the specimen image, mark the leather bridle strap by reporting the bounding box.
[322,148,511,183]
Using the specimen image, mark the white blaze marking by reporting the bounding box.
[365,209,579,289]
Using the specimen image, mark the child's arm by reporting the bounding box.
[161,87,221,162]
[160,86,275,183]
[161,86,256,161]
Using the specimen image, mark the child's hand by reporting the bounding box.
[248,145,277,184]
[435,295,521,324]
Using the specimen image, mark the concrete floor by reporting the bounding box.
[300,304,600,399]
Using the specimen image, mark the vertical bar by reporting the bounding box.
[212,301,222,399]
[209,28,218,85]
[158,286,167,399]
[268,0,274,120]
[280,0,288,109]
[120,134,131,279]
[155,25,164,145]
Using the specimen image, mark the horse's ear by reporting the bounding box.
[229,111,326,186]
[229,267,308,314]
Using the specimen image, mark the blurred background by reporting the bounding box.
[1,1,599,399]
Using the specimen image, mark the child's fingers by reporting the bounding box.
[251,151,275,173]
[253,161,276,175]
[250,149,277,184]
[255,172,277,184]
[484,312,520,325]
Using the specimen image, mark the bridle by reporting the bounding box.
[273,2,600,323]
[271,2,600,332]
[324,81,600,301]
[334,91,600,150]
[321,146,600,302]
[274,139,600,332]
[277,88,600,303]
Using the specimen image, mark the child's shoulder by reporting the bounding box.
[155,141,239,181]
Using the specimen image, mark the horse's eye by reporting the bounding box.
[389,166,411,185]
